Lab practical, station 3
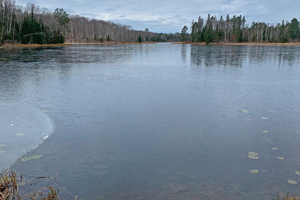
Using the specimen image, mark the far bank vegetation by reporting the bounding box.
[0,0,181,46]
[181,14,300,44]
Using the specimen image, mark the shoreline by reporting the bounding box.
[173,41,300,46]
[0,41,158,48]
[65,41,158,45]
[3,41,300,48]
[0,43,72,48]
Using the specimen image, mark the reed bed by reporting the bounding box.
[0,169,60,200]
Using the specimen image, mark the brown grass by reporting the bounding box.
[2,169,300,200]
[29,186,59,200]
[0,169,21,200]
[277,192,300,200]
[66,41,157,45]
[0,169,63,200]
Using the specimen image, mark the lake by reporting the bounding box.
[1,43,300,199]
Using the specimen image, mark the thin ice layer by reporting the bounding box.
[0,103,53,170]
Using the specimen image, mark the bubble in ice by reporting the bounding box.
[261,138,274,144]
[21,155,42,162]
[248,152,259,159]
[287,180,297,185]
[0,150,6,155]
[250,169,259,174]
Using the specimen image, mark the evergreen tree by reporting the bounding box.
[54,8,70,29]
[20,9,64,44]
[289,18,299,41]
[280,20,288,43]
[237,29,243,43]
[191,22,199,42]
[197,29,204,42]
[204,25,213,44]
[181,25,188,41]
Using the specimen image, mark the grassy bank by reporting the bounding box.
[66,41,157,45]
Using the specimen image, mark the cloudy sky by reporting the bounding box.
[16,0,299,33]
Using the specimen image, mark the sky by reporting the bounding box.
[16,0,300,33]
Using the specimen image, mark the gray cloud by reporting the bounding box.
[15,0,300,33]
[105,8,115,12]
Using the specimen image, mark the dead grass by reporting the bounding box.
[0,169,77,200]
[28,186,59,200]
[0,169,21,200]
[2,169,300,200]
[277,192,300,200]
[66,41,157,45]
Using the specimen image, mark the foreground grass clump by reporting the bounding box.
[278,193,300,200]
[0,170,60,200]
[29,186,60,200]
[0,169,21,199]
[2,169,300,200]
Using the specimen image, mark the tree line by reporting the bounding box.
[0,0,181,45]
[0,0,65,44]
[54,14,181,42]
[182,14,300,44]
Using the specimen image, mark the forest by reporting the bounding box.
[0,1,65,44]
[4,0,298,45]
[183,14,300,44]
[0,0,181,45]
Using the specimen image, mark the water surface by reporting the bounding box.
[1,44,300,199]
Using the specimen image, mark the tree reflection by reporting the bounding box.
[190,45,300,67]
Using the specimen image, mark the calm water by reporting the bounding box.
[1,44,300,200]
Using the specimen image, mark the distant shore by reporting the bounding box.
[174,42,300,46]
[3,41,300,48]
[0,43,72,48]
[0,41,159,48]
[65,41,158,45]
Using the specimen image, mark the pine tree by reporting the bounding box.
[138,35,142,42]
[191,22,199,42]
[237,29,243,43]
[289,18,299,41]
[204,25,213,44]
